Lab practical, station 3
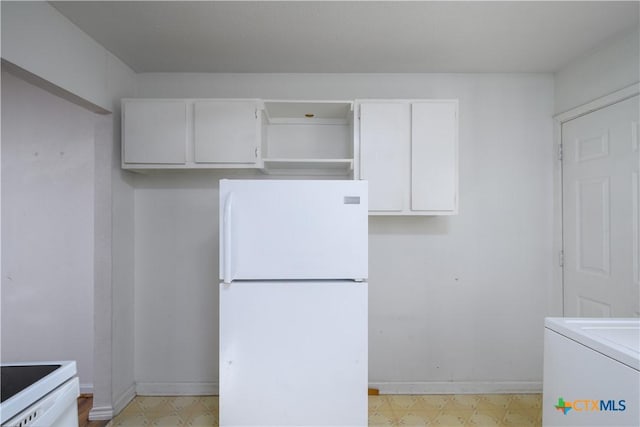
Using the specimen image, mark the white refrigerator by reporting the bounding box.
[218,179,368,427]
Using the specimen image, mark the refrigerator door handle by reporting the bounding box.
[223,192,233,284]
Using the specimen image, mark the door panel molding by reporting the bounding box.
[634,172,639,285]
[575,132,609,163]
[575,177,611,277]
[577,296,611,317]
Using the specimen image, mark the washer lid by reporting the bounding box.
[545,318,640,371]
[585,327,639,353]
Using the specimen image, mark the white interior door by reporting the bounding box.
[562,95,639,317]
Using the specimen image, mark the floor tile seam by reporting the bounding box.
[380,395,398,418]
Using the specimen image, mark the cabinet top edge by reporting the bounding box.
[121,98,261,102]
[354,99,459,103]
[121,98,459,107]
[263,99,353,104]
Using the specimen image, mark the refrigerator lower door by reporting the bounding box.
[219,281,368,426]
[219,180,368,283]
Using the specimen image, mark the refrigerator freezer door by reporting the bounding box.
[219,180,368,282]
[219,281,368,426]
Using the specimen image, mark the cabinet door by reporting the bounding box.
[411,101,458,213]
[359,103,410,211]
[123,100,187,164]
[194,101,259,164]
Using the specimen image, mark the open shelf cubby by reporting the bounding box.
[261,100,355,176]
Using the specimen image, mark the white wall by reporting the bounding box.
[554,26,639,113]
[109,121,137,411]
[133,73,554,393]
[91,101,137,417]
[1,70,97,391]
[102,56,137,420]
[1,1,138,417]
[1,1,123,112]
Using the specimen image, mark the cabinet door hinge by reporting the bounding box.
[557,143,563,161]
[255,147,259,158]
[559,250,564,268]
[255,108,258,119]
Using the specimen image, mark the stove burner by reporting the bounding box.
[0,365,61,403]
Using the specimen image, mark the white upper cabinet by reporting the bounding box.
[411,101,458,213]
[121,97,455,190]
[121,98,261,170]
[122,98,353,174]
[357,99,458,215]
[359,102,410,211]
[122,100,187,165]
[194,100,260,164]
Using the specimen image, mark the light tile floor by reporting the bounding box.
[107,394,542,426]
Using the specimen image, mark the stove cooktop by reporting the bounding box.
[0,361,77,424]
[1,364,61,403]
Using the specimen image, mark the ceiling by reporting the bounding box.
[50,1,639,74]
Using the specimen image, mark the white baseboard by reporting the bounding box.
[80,383,93,395]
[135,382,219,396]
[113,384,136,414]
[88,384,136,421]
[129,381,539,396]
[369,381,542,394]
[89,405,114,421]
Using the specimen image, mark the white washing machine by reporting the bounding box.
[543,318,639,427]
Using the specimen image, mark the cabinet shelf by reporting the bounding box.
[263,101,353,125]
[261,158,353,175]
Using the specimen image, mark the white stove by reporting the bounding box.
[1,361,79,427]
